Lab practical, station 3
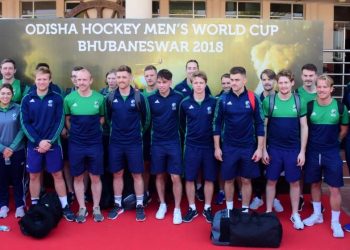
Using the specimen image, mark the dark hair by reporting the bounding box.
[1,58,16,69]
[35,67,52,78]
[157,69,172,80]
[221,73,230,80]
[191,71,207,83]
[229,66,246,76]
[117,65,132,74]
[144,65,157,72]
[186,59,199,69]
[276,69,294,82]
[105,68,117,78]
[0,83,14,95]
[301,63,317,73]
[72,66,84,72]
[36,63,50,70]
[260,69,276,80]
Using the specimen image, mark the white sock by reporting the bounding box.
[136,195,144,206]
[59,196,68,208]
[226,201,233,210]
[114,195,122,206]
[189,204,196,210]
[204,204,211,210]
[174,208,181,214]
[159,202,166,208]
[312,201,322,215]
[331,210,340,224]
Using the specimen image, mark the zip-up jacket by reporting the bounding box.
[0,102,24,152]
[148,89,183,145]
[20,89,64,147]
[106,87,150,145]
[174,78,211,98]
[213,88,264,147]
[179,93,216,148]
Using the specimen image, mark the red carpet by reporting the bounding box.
[0,194,350,250]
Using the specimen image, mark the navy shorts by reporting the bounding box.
[151,143,182,175]
[304,149,343,187]
[69,143,103,177]
[265,147,301,183]
[184,145,217,182]
[109,143,144,174]
[26,144,63,174]
[221,145,259,180]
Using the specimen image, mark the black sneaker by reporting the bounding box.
[203,207,213,223]
[63,205,75,222]
[67,192,75,205]
[298,197,304,212]
[183,207,198,222]
[108,204,124,220]
[136,205,146,222]
[195,187,204,202]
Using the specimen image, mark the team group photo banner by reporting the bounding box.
[0,19,323,94]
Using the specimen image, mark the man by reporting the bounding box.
[64,68,105,223]
[148,69,184,224]
[106,65,150,222]
[262,70,308,230]
[30,63,62,95]
[20,67,74,222]
[142,65,158,204]
[180,71,217,223]
[0,58,29,103]
[302,74,348,238]
[250,69,283,213]
[213,66,264,213]
[100,69,118,96]
[296,63,318,211]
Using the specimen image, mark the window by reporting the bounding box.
[169,1,206,18]
[65,1,80,13]
[152,0,160,18]
[0,2,2,18]
[270,3,304,20]
[225,1,261,19]
[21,1,56,18]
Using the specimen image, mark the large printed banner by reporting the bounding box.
[0,19,323,94]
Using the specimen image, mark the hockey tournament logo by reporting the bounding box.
[330,108,337,117]
[94,101,99,109]
[245,100,250,109]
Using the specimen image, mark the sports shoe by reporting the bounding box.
[290,213,304,230]
[249,197,264,210]
[93,206,104,222]
[15,206,25,218]
[303,213,323,227]
[76,207,88,223]
[108,204,124,220]
[0,206,9,218]
[215,190,225,205]
[67,192,75,205]
[173,209,182,225]
[63,205,75,222]
[273,198,284,213]
[298,197,304,212]
[203,207,213,223]
[136,205,146,222]
[332,222,344,238]
[155,204,167,220]
[344,223,350,232]
[196,186,204,202]
[183,207,198,223]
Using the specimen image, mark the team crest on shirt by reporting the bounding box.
[207,106,212,114]
[189,105,194,110]
[292,104,297,112]
[172,103,177,110]
[12,113,17,120]
[245,101,250,109]
[94,101,99,109]
[48,100,53,107]
[330,109,337,117]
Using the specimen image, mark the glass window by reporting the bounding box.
[21,1,56,18]
[270,3,303,20]
[152,0,160,18]
[334,6,350,22]
[225,1,261,19]
[169,1,206,18]
[65,1,80,13]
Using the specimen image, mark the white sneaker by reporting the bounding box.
[331,222,344,238]
[155,204,167,220]
[173,210,182,225]
[0,206,9,218]
[303,213,323,227]
[15,206,25,218]
[273,198,284,213]
[249,197,263,210]
[290,213,304,230]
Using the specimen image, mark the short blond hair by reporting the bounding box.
[316,74,334,87]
